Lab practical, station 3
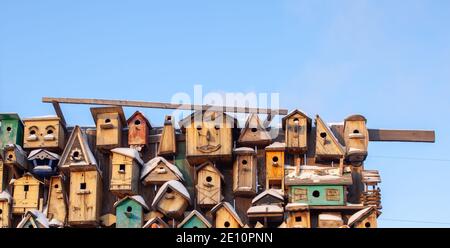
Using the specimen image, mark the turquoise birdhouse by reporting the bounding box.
[0,113,24,150]
[114,195,149,228]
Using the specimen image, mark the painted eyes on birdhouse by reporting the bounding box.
[44,126,56,141]
[105,119,111,123]
[27,127,39,141]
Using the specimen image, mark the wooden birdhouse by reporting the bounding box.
[140,156,184,186]
[127,111,152,150]
[0,190,12,228]
[179,110,236,163]
[151,180,190,219]
[347,207,378,228]
[344,115,369,163]
[177,210,211,228]
[315,115,345,166]
[114,195,149,228]
[17,210,49,228]
[12,173,43,215]
[210,202,244,228]
[158,115,177,156]
[23,116,66,151]
[143,216,169,228]
[110,148,144,196]
[285,203,311,228]
[3,144,29,171]
[237,114,271,146]
[0,159,5,191]
[232,147,257,196]
[282,110,311,153]
[46,175,68,227]
[265,142,285,192]
[247,190,285,226]
[28,149,60,178]
[196,161,224,207]
[0,113,24,150]
[318,212,344,228]
[90,106,126,150]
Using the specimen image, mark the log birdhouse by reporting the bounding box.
[12,173,43,215]
[158,115,177,156]
[282,110,311,153]
[314,115,345,165]
[140,156,184,186]
[110,148,144,196]
[177,210,211,228]
[28,149,60,178]
[23,116,66,152]
[179,111,236,164]
[143,216,169,228]
[285,203,311,228]
[196,161,224,207]
[0,191,12,228]
[3,144,29,172]
[232,147,257,196]
[46,175,68,227]
[247,189,285,226]
[151,180,190,219]
[127,111,151,150]
[347,207,378,228]
[114,195,149,228]
[265,142,286,193]
[0,113,24,150]
[237,114,271,146]
[90,106,126,150]
[210,202,244,228]
[17,210,49,228]
[318,212,344,228]
[344,115,369,163]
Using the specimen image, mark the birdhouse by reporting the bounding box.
[196,161,224,207]
[158,115,177,156]
[232,147,257,196]
[140,156,184,186]
[247,189,285,227]
[265,142,285,193]
[127,111,152,150]
[90,106,126,150]
[0,113,24,150]
[28,149,60,178]
[282,110,311,153]
[318,212,344,228]
[68,169,102,226]
[110,148,144,196]
[344,115,369,163]
[23,116,66,152]
[251,189,284,206]
[46,175,68,227]
[179,110,236,164]
[177,210,211,228]
[347,207,378,228]
[114,195,149,228]
[210,202,244,228]
[237,114,271,146]
[17,210,49,228]
[314,115,345,164]
[152,180,190,219]
[285,203,311,228]
[143,216,169,228]
[3,144,29,171]
[0,159,5,191]
[0,190,12,228]
[12,173,43,215]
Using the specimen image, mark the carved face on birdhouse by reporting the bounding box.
[23,116,66,151]
[196,162,223,207]
[127,111,151,147]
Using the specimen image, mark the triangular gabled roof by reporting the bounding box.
[17,210,49,228]
[179,110,237,130]
[142,216,169,228]
[90,106,126,126]
[251,189,284,205]
[152,180,191,207]
[196,161,224,181]
[14,172,44,185]
[111,148,144,166]
[315,115,345,156]
[140,156,184,181]
[347,207,377,227]
[177,210,212,228]
[210,202,244,227]
[238,114,271,145]
[28,149,60,160]
[114,195,149,211]
[282,109,311,130]
[127,111,152,129]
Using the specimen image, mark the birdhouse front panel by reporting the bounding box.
[214,207,241,228]
[265,150,285,191]
[344,115,369,162]
[233,152,257,195]
[23,117,66,151]
[0,114,23,150]
[12,175,41,214]
[116,199,144,228]
[286,210,311,228]
[110,153,140,195]
[156,190,188,219]
[238,114,271,146]
[315,116,345,160]
[353,211,377,228]
[96,112,123,148]
[0,199,10,228]
[158,115,177,156]
[285,113,309,153]
[127,111,150,147]
[196,165,222,206]
[47,176,67,225]
[289,185,345,206]
[142,160,181,185]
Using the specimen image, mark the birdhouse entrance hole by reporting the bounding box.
[54,184,59,189]
[272,156,279,163]
[224,221,230,227]
[295,216,302,222]
[0,209,3,214]
[242,160,248,165]
[312,190,320,198]
[6,127,11,132]
[365,222,371,228]
[320,132,327,138]
[105,119,111,123]
[8,154,13,159]
[353,130,360,134]
[127,206,132,212]
[206,176,212,182]
[80,183,86,190]
[119,164,126,172]
[251,128,257,133]
[134,120,141,125]
[24,185,29,192]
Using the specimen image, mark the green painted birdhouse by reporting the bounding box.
[0,114,24,150]
[114,195,149,228]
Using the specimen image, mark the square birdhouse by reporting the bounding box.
[114,195,149,228]
[110,148,144,196]
[265,142,286,193]
[158,115,177,156]
[151,180,190,219]
[0,113,24,150]
[237,113,271,146]
[27,149,60,178]
[210,202,244,228]
[285,203,311,228]
[46,175,68,227]
[12,173,43,215]
[344,115,369,163]
[233,147,257,196]
[23,116,66,152]
[347,207,378,228]
[0,191,12,228]
[196,161,224,207]
[127,111,151,150]
[282,110,311,153]
[140,156,184,186]
[90,106,126,150]
[177,210,211,228]
[3,144,29,171]
[314,115,345,166]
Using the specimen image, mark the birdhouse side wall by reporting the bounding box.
[265,151,285,191]
[110,154,139,195]
[95,112,122,148]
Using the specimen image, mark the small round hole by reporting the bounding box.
[8,154,13,159]
[272,156,279,163]
[312,190,320,198]
[6,127,12,132]
[126,206,132,212]
[206,176,212,182]
[251,128,257,133]
[30,130,36,135]
[47,129,54,135]
[73,151,80,158]
[353,129,360,134]
[293,118,299,124]
[105,119,111,123]
[54,184,59,189]
[134,120,141,125]
[196,126,202,131]
[224,221,230,227]
[215,125,220,130]
[0,209,3,214]
[365,222,371,228]
[166,188,173,194]
[242,160,248,165]
[320,132,327,138]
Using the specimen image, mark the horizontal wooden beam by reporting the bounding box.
[42,97,288,115]
[368,129,435,143]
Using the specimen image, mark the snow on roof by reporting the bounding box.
[177,210,212,228]
[319,213,343,222]
[0,190,12,203]
[247,205,284,214]
[251,189,284,204]
[111,148,144,166]
[23,115,59,121]
[233,147,256,154]
[28,149,60,160]
[152,180,190,207]
[327,122,345,127]
[265,142,286,151]
[17,210,49,228]
[143,217,168,228]
[48,218,64,227]
[211,202,244,227]
[140,156,184,181]
[285,203,309,211]
[114,195,149,211]
[347,207,374,226]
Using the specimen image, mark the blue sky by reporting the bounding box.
[1,0,449,227]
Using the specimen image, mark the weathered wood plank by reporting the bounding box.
[368,129,435,143]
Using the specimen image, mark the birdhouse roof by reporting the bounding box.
[282,109,312,129]
[4,143,26,154]
[141,156,184,181]
[285,203,309,211]
[111,148,144,166]
[114,195,150,211]
[238,113,271,141]
[247,205,284,215]
[143,217,169,228]
[15,172,44,184]
[233,147,256,155]
[0,190,12,203]
[251,189,284,205]
[196,161,224,181]
[347,207,376,226]
[345,114,367,122]
[285,172,353,186]
[17,210,49,228]
[127,111,152,129]
[210,202,244,227]
[318,213,342,222]
[265,142,286,151]
[90,106,126,126]
[152,180,191,207]
[22,115,60,121]
[28,149,60,160]
[177,210,212,228]
[315,115,345,154]
[0,113,22,122]
[179,110,237,130]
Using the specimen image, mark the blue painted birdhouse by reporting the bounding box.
[114,195,149,228]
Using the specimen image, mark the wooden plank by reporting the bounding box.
[368,129,435,143]
[51,101,67,128]
[42,97,288,115]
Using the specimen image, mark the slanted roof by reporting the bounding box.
[143,217,169,228]
[22,115,60,121]
[347,207,376,226]
[315,115,345,155]
[90,106,126,126]
[196,161,224,181]
[233,147,256,155]
[0,113,22,122]
[210,202,244,227]
[114,195,149,211]
[127,111,152,128]
[345,114,367,122]
[265,142,286,151]
[111,148,144,166]
[238,113,271,143]
[140,156,184,181]
[179,110,237,130]
[14,172,44,185]
[285,203,309,211]
[177,210,212,228]
[17,210,49,228]
[152,180,191,207]
[251,189,284,205]
[247,205,284,215]
[0,190,12,203]
[28,149,60,160]
[282,109,311,129]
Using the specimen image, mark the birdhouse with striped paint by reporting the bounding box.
[90,106,126,150]
[196,161,224,207]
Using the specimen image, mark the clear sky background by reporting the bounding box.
[1,0,449,227]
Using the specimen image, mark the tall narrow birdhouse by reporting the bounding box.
[233,147,257,196]
[90,106,126,150]
[23,116,66,151]
[265,142,286,193]
[127,111,151,150]
[285,203,311,228]
[210,202,244,228]
[177,210,211,228]
[46,175,68,227]
[143,216,169,228]
[196,161,224,207]
[114,195,149,228]
[0,113,24,150]
[151,180,190,219]
[282,110,311,153]
[344,115,369,163]
[110,148,144,196]
[28,149,60,178]
[0,159,5,191]
[17,210,49,228]
[0,191,12,228]
[318,212,344,228]
[12,173,43,215]
[179,111,236,164]
[238,114,271,146]
[158,115,177,156]
[347,207,378,228]
[3,144,29,171]
[140,156,184,186]
[314,115,345,164]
